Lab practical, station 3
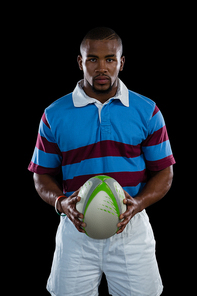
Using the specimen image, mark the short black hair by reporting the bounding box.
[80,27,123,55]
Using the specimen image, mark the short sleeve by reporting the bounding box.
[142,106,176,171]
[28,112,62,175]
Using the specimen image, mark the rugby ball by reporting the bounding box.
[76,175,126,239]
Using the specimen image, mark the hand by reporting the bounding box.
[117,190,142,234]
[60,189,86,233]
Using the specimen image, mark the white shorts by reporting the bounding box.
[47,210,163,296]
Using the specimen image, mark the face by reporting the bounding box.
[78,39,125,97]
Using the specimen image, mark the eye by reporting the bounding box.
[89,58,97,62]
[106,58,114,63]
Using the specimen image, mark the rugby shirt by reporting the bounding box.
[28,79,175,197]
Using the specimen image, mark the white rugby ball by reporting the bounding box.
[76,175,126,239]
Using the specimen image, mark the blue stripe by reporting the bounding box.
[39,119,56,143]
[142,140,172,161]
[32,147,62,168]
[148,110,165,134]
[123,183,146,197]
[62,155,146,181]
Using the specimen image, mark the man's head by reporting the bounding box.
[77,27,125,100]
[80,27,123,57]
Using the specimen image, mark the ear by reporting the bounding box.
[120,56,125,71]
[77,55,83,71]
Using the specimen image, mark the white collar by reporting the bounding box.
[72,78,129,108]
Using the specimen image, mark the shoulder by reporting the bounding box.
[46,92,73,113]
[127,89,157,123]
[128,89,155,109]
[44,92,73,125]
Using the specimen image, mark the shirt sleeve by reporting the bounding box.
[142,105,176,171]
[28,112,62,175]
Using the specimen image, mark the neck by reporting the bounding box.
[83,79,118,104]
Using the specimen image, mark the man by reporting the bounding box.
[28,27,175,296]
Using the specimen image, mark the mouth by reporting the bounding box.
[94,76,110,85]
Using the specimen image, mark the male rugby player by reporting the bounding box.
[29,27,175,296]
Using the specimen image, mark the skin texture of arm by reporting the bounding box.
[33,173,86,233]
[117,165,174,233]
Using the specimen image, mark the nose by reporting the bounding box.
[95,60,107,73]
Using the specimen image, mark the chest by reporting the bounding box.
[52,101,148,153]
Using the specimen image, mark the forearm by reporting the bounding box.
[135,166,174,211]
[33,173,64,209]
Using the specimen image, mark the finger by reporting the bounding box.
[117,216,130,228]
[75,220,86,233]
[75,223,86,233]
[69,205,84,219]
[69,207,79,218]
[123,190,134,202]
[71,195,81,203]
[67,195,81,207]
[123,189,131,198]
[116,225,126,234]
[69,213,86,232]
[73,216,86,228]
[119,206,134,220]
[124,198,134,205]
[122,208,135,219]
[70,192,78,198]
[70,188,81,198]
[69,194,81,203]
[78,228,86,233]
[67,197,84,220]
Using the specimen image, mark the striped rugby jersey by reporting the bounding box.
[28,79,175,197]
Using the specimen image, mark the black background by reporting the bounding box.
[9,4,193,296]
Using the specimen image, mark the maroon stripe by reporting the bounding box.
[28,161,61,175]
[63,170,147,193]
[146,155,176,171]
[152,105,159,117]
[142,125,168,147]
[62,141,141,166]
[41,113,50,129]
[36,133,62,155]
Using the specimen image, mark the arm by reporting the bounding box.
[33,173,63,208]
[117,165,174,234]
[33,173,85,232]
